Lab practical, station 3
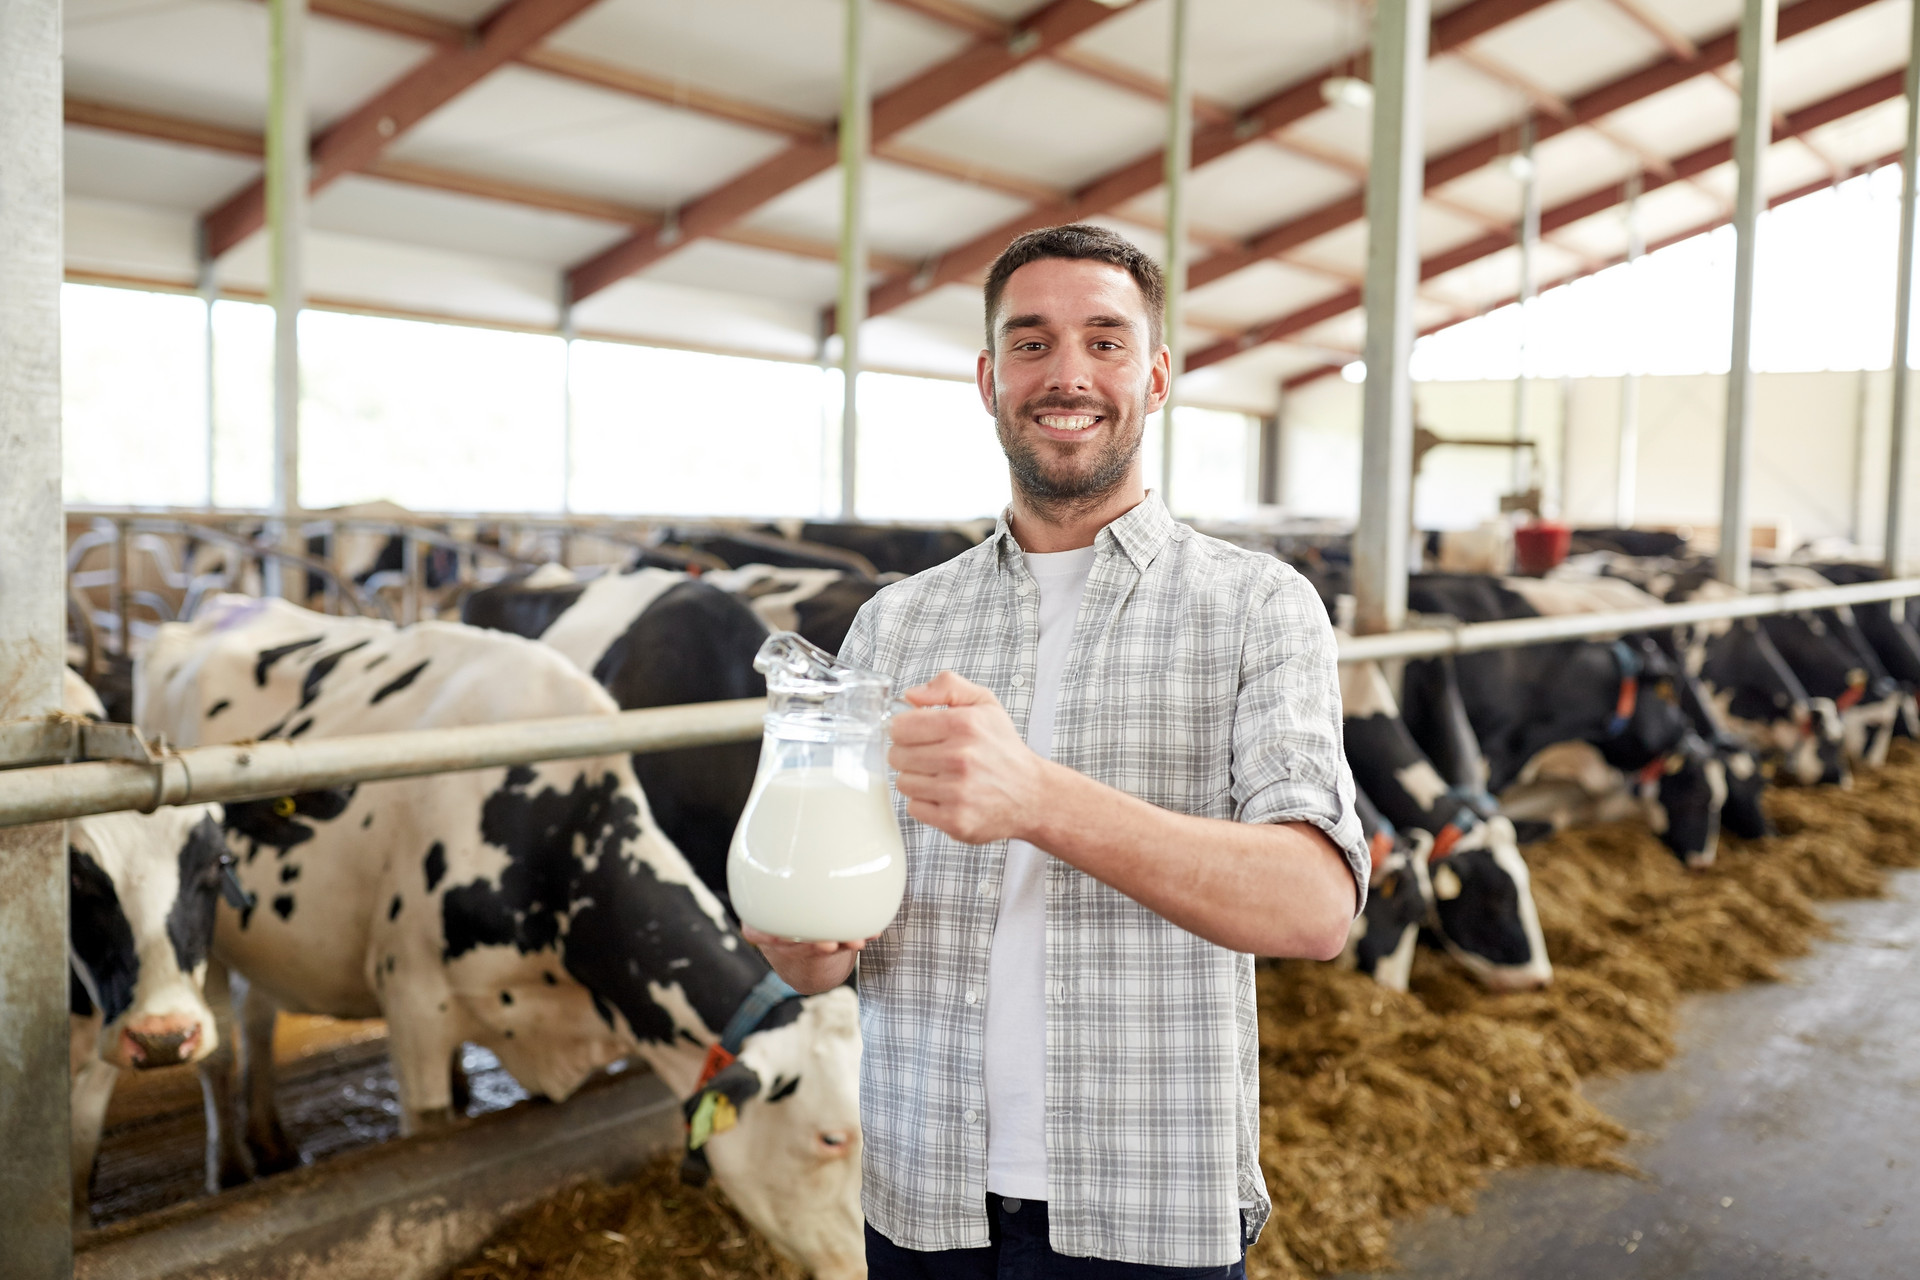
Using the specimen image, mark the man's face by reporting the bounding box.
[978,258,1170,511]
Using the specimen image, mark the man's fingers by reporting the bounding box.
[904,671,998,709]
[889,707,957,746]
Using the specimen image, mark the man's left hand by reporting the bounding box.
[890,671,1046,846]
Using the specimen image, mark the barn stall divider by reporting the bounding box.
[8,574,1920,1280]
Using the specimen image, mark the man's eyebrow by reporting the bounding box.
[999,313,1046,336]
[1084,314,1131,330]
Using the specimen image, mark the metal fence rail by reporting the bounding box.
[6,576,1920,831]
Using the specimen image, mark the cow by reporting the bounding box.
[664,528,879,578]
[1339,655,1552,991]
[705,564,883,657]
[461,567,770,909]
[63,670,239,1225]
[1402,574,1728,868]
[135,598,866,1279]
[1806,561,1920,689]
[1339,787,1435,994]
[785,522,981,577]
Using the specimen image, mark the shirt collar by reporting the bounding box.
[988,491,1176,574]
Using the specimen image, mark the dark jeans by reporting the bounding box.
[866,1195,1247,1279]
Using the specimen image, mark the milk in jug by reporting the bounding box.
[727,633,907,941]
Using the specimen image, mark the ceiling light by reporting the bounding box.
[1341,360,1367,383]
[1506,153,1535,182]
[1321,76,1374,111]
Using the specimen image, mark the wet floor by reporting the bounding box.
[86,1032,529,1225]
[1331,867,1920,1280]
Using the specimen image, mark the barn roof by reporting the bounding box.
[61,0,1915,411]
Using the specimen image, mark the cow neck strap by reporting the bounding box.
[695,969,802,1090]
[1607,640,1643,737]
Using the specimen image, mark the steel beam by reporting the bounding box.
[1618,175,1643,526]
[565,0,1128,304]
[839,0,869,521]
[1161,0,1192,507]
[267,0,308,599]
[0,0,73,1259]
[1887,1,1920,576]
[202,0,606,258]
[1353,0,1429,637]
[1720,0,1777,590]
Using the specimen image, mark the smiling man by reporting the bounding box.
[744,224,1368,1278]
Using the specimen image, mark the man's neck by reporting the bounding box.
[1006,479,1148,553]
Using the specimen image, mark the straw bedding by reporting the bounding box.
[453,744,1920,1280]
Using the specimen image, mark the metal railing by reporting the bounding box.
[7,575,1918,832]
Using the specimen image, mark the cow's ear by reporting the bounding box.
[679,1062,763,1185]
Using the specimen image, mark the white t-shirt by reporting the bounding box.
[984,543,1096,1200]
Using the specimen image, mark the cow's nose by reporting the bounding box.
[123,1023,202,1068]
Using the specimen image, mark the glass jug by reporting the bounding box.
[727,632,908,941]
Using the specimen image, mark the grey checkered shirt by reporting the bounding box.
[840,494,1368,1268]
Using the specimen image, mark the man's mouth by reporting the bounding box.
[1035,413,1102,433]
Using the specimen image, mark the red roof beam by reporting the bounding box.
[563,0,1130,305]
[202,0,607,259]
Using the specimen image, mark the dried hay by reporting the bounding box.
[454,748,1920,1280]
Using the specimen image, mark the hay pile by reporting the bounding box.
[456,745,1920,1280]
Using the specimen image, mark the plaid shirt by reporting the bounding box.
[841,494,1367,1268]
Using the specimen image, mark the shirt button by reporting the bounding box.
[964,990,978,1005]
[964,1109,978,1124]
[1010,673,1027,689]
[977,880,992,896]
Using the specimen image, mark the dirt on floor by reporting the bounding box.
[453,743,1920,1280]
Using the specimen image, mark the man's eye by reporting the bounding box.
[1015,341,1046,352]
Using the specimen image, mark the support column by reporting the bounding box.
[1511,115,1539,495]
[0,0,75,1262]
[1617,174,1643,527]
[1886,1,1920,575]
[1719,0,1777,589]
[267,0,307,597]
[1160,0,1192,509]
[199,246,218,508]
[560,297,576,515]
[836,0,868,522]
[1353,0,1429,636]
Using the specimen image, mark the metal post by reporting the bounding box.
[199,247,219,508]
[1353,0,1429,636]
[1511,115,1539,495]
[1617,174,1643,526]
[267,0,307,598]
[1886,2,1920,575]
[560,298,576,515]
[1160,0,1192,510]
[1720,0,1777,589]
[836,0,868,522]
[0,0,75,1258]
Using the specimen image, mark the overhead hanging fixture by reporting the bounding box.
[1506,152,1535,182]
[1321,76,1374,111]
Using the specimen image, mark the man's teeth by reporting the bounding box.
[1038,414,1098,431]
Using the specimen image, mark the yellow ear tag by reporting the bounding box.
[273,796,297,818]
[688,1092,739,1150]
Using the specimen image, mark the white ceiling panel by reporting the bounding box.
[1468,0,1663,103]
[1069,0,1364,112]
[1769,0,1909,114]
[312,175,625,266]
[65,127,257,212]
[861,313,991,381]
[545,0,970,121]
[1602,76,1740,163]
[1802,94,1908,168]
[889,279,994,334]
[1533,127,1641,208]
[572,273,821,360]
[891,59,1168,190]
[65,0,428,134]
[743,161,1032,261]
[377,0,506,25]
[1187,259,1352,328]
[641,239,845,308]
[1644,0,1746,43]
[1159,142,1360,241]
[386,66,792,210]
[67,196,199,285]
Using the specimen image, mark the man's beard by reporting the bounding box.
[994,389,1148,520]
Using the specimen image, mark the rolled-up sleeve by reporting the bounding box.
[1230,566,1368,913]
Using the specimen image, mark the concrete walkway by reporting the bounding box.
[1334,868,1920,1280]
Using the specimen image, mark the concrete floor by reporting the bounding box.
[1334,868,1920,1280]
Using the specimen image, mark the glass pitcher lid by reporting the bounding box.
[755,632,897,733]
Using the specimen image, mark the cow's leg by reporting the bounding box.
[449,1045,471,1116]
[380,977,463,1136]
[238,980,300,1175]
[70,1053,118,1229]
[195,961,253,1190]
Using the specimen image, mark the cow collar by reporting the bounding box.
[695,968,802,1091]
[1836,670,1868,712]
[1606,639,1643,738]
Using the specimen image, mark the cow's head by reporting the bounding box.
[1713,743,1772,840]
[1636,735,1726,869]
[70,804,235,1070]
[1427,815,1552,992]
[1343,828,1435,993]
[695,987,865,1280]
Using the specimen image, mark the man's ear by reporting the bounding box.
[977,349,997,415]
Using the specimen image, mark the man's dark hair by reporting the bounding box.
[982,223,1165,350]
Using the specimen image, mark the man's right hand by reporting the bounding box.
[739,927,873,994]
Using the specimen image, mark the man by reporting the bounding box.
[744,224,1366,1278]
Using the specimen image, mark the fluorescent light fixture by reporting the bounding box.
[1320,76,1374,111]
[1506,153,1535,182]
[1341,360,1367,383]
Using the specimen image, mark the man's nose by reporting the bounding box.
[1042,344,1095,393]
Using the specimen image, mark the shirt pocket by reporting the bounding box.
[1075,624,1237,815]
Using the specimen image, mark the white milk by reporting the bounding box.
[728,765,906,942]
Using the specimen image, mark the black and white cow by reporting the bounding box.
[136,598,866,1279]
[461,567,770,909]
[1340,656,1552,991]
[705,564,884,657]
[1403,574,1728,867]
[785,522,981,578]
[63,670,236,1224]
[1339,786,1435,993]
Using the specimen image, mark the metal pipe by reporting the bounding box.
[836,0,868,521]
[1617,174,1643,526]
[1512,114,1539,495]
[1160,0,1192,510]
[1338,575,1920,663]
[267,0,308,598]
[1720,0,1778,589]
[0,0,76,1253]
[112,516,131,655]
[0,699,767,830]
[1353,0,1430,636]
[199,249,219,508]
[1886,3,1920,575]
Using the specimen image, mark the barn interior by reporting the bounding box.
[7,0,1920,1276]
